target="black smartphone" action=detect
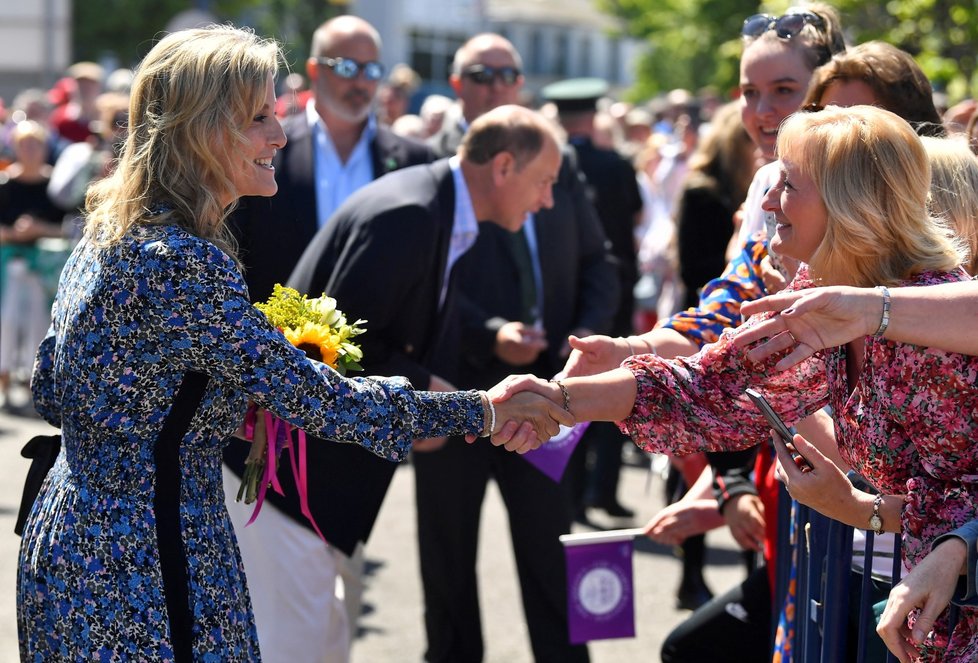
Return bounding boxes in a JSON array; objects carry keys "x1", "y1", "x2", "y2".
[{"x1": 744, "y1": 388, "x2": 813, "y2": 472}]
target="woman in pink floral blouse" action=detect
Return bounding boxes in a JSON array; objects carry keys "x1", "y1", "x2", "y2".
[{"x1": 499, "y1": 104, "x2": 977, "y2": 662}]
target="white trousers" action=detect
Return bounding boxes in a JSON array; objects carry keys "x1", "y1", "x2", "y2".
[{"x1": 222, "y1": 466, "x2": 364, "y2": 663}]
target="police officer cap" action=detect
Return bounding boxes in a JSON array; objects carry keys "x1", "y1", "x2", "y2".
[{"x1": 542, "y1": 77, "x2": 609, "y2": 113}]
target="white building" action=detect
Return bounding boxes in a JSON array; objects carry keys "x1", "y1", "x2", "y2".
[
  {"x1": 0, "y1": 0, "x2": 71, "y2": 103},
  {"x1": 355, "y1": 0, "x2": 644, "y2": 100},
  {"x1": 0, "y1": 0, "x2": 642, "y2": 110}
]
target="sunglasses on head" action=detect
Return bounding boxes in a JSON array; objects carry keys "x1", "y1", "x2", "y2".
[
  {"x1": 460, "y1": 64, "x2": 521, "y2": 86},
  {"x1": 742, "y1": 12, "x2": 825, "y2": 40},
  {"x1": 315, "y1": 56, "x2": 386, "y2": 81}
]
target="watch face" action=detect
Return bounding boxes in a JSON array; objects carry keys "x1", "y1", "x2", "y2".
[{"x1": 869, "y1": 515, "x2": 882, "y2": 532}]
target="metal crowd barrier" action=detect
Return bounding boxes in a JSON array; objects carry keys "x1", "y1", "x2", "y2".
[{"x1": 774, "y1": 485, "x2": 959, "y2": 662}]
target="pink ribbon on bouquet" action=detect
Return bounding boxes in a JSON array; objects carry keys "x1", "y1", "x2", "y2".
[{"x1": 243, "y1": 407, "x2": 329, "y2": 545}]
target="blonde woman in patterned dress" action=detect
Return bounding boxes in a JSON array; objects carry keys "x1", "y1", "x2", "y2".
[
  {"x1": 18, "y1": 25, "x2": 568, "y2": 661},
  {"x1": 497, "y1": 104, "x2": 978, "y2": 661}
]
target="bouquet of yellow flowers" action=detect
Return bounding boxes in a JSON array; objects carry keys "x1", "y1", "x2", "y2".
[
  {"x1": 237, "y1": 285, "x2": 366, "y2": 536},
  {"x1": 254, "y1": 283, "x2": 366, "y2": 375}
]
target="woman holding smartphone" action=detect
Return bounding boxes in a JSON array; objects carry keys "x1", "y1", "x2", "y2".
[{"x1": 497, "y1": 104, "x2": 978, "y2": 661}]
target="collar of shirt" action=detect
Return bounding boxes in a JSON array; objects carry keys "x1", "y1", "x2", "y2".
[
  {"x1": 307, "y1": 101, "x2": 378, "y2": 228},
  {"x1": 441, "y1": 155, "x2": 480, "y2": 307}
]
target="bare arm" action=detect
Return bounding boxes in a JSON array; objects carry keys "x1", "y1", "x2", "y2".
[
  {"x1": 561, "y1": 327, "x2": 701, "y2": 378},
  {"x1": 491, "y1": 369, "x2": 638, "y2": 423},
  {"x1": 735, "y1": 282, "x2": 978, "y2": 369}
]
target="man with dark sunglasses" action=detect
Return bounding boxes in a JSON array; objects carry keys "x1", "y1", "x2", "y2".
[
  {"x1": 223, "y1": 14, "x2": 434, "y2": 663},
  {"x1": 428, "y1": 33, "x2": 526, "y2": 157},
  {"x1": 422, "y1": 32, "x2": 616, "y2": 663}
]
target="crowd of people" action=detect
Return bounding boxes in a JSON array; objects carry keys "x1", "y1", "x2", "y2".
[{"x1": 3, "y1": 3, "x2": 978, "y2": 663}]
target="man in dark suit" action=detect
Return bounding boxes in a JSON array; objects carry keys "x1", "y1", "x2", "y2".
[
  {"x1": 419, "y1": 34, "x2": 618, "y2": 663},
  {"x1": 543, "y1": 78, "x2": 645, "y2": 523},
  {"x1": 221, "y1": 15, "x2": 433, "y2": 663},
  {"x1": 286, "y1": 101, "x2": 564, "y2": 655}
]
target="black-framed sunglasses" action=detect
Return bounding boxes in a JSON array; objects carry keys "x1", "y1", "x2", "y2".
[
  {"x1": 460, "y1": 64, "x2": 522, "y2": 86},
  {"x1": 315, "y1": 56, "x2": 386, "y2": 81},
  {"x1": 742, "y1": 12, "x2": 825, "y2": 40}
]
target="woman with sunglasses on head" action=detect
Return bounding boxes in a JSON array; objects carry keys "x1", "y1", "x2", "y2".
[
  {"x1": 565, "y1": 1, "x2": 846, "y2": 372},
  {"x1": 563, "y1": 5, "x2": 845, "y2": 659},
  {"x1": 503, "y1": 104, "x2": 978, "y2": 662}
]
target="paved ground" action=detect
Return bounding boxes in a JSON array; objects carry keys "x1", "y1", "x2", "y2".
[{"x1": 0, "y1": 404, "x2": 746, "y2": 662}]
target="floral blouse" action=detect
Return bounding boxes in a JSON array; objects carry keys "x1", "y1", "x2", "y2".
[
  {"x1": 660, "y1": 234, "x2": 768, "y2": 348},
  {"x1": 21, "y1": 224, "x2": 486, "y2": 660},
  {"x1": 620, "y1": 266, "x2": 978, "y2": 660}
]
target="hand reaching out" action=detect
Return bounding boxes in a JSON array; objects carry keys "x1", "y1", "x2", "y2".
[
  {"x1": 489, "y1": 391, "x2": 573, "y2": 454},
  {"x1": 463, "y1": 374, "x2": 568, "y2": 449},
  {"x1": 734, "y1": 286, "x2": 882, "y2": 371},
  {"x1": 561, "y1": 334, "x2": 630, "y2": 378},
  {"x1": 877, "y1": 537, "x2": 967, "y2": 662}
]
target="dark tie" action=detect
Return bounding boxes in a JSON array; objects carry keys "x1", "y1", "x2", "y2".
[{"x1": 506, "y1": 227, "x2": 539, "y2": 324}]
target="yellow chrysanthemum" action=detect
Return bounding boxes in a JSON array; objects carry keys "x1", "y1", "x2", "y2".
[{"x1": 283, "y1": 322, "x2": 339, "y2": 368}]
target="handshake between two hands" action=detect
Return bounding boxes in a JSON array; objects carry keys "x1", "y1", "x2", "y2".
[{"x1": 463, "y1": 374, "x2": 575, "y2": 454}]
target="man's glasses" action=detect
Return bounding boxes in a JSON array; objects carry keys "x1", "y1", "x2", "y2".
[
  {"x1": 742, "y1": 12, "x2": 825, "y2": 40},
  {"x1": 460, "y1": 64, "x2": 522, "y2": 86},
  {"x1": 315, "y1": 56, "x2": 386, "y2": 81}
]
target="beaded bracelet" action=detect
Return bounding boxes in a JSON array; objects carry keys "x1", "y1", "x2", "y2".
[
  {"x1": 549, "y1": 378, "x2": 571, "y2": 414},
  {"x1": 479, "y1": 391, "x2": 496, "y2": 437},
  {"x1": 874, "y1": 285, "x2": 891, "y2": 336}
]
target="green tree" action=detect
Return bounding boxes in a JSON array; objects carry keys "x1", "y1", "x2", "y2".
[
  {"x1": 73, "y1": 0, "x2": 252, "y2": 68},
  {"x1": 831, "y1": 0, "x2": 978, "y2": 100},
  {"x1": 241, "y1": 0, "x2": 348, "y2": 70},
  {"x1": 598, "y1": 0, "x2": 978, "y2": 103},
  {"x1": 599, "y1": 0, "x2": 757, "y2": 100},
  {"x1": 72, "y1": 0, "x2": 346, "y2": 73}
]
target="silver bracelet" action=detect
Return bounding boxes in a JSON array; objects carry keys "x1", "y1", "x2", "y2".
[
  {"x1": 874, "y1": 286, "x2": 891, "y2": 336},
  {"x1": 626, "y1": 336, "x2": 656, "y2": 356},
  {"x1": 486, "y1": 398, "x2": 496, "y2": 437}
]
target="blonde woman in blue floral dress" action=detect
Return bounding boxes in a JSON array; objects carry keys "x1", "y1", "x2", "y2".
[{"x1": 18, "y1": 25, "x2": 569, "y2": 661}]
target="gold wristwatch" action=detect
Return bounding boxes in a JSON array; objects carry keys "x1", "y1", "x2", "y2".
[{"x1": 869, "y1": 494, "x2": 883, "y2": 535}]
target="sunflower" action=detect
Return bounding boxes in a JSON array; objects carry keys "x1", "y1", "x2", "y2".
[{"x1": 283, "y1": 322, "x2": 340, "y2": 368}]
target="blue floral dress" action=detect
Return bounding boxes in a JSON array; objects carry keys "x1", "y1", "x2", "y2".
[{"x1": 19, "y1": 224, "x2": 486, "y2": 661}]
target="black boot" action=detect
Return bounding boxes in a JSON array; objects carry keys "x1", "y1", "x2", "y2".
[{"x1": 675, "y1": 534, "x2": 713, "y2": 610}]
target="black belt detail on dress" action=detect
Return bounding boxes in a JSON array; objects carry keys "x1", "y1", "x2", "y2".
[{"x1": 153, "y1": 370, "x2": 210, "y2": 662}]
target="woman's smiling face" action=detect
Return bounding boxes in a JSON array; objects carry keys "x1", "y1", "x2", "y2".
[
  {"x1": 739, "y1": 39, "x2": 814, "y2": 161},
  {"x1": 763, "y1": 151, "x2": 828, "y2": 264},
  {"x1": 221, "y1": 74, "x2": 287, "y2": 206}
]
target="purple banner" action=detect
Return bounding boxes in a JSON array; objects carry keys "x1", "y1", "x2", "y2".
[
  {"x1": 561, "y1": 530, "x2": 637, "y2": 643},
  {"x1": 522, "y1": 421, "x2": 589, "y2": 482}
]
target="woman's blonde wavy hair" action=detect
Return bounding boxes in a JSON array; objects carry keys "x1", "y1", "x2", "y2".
[
  {"x1": 776, "y1": 105, "x2": 965, "y2": 287},
  {"x1": 84, "y1": 25, "x2": 282, "y2": 258},
  {"x1": 921, "y1": 136, "x2": 978, "y2": 275}
]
